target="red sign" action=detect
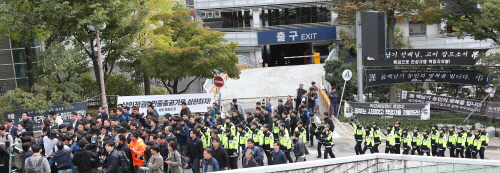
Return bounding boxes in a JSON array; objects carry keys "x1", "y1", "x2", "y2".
[{"x1": 214, "y1": 76, "x2": 224, "y2": 88}]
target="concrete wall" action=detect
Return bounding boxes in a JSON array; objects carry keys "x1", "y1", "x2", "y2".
[{"x1": 396, "y1": 20, "x2": 410, "y2": 37}]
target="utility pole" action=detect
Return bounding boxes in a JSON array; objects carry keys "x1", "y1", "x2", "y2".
[{"x1": 356, "y1": 11, "x2": 364, "y2": 102}]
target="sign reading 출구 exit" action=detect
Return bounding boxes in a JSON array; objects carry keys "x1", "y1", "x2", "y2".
[{"x1": 258, "y1": 26, "x2": 337, "y2": 45}]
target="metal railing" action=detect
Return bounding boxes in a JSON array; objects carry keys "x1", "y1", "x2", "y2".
[
  {"x1": 211, "y1": 22, "x2": 337, "y2": 32},
  {"x1": 222, "y1": 154, "x2": 500, "y2": 173}
]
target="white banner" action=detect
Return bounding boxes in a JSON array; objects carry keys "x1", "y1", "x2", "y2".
[
  {"x1": 344, "y1": 101, "x2": 430, "y2": 120},
  {"x1": 117, "y1": 93, "x2": 214, "y2": 115}
]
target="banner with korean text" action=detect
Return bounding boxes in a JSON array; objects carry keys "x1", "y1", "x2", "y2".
[
  {"x1": 366, "y1": 69, "x2": 488, "y2": 87},
  {"x1": 344, "y1": 101, "x2": 430, "y2": 120},
  {"x1": 364, "y1": 49, "x2": 489, "y2": 66},
  {"x1": 4, "y1": 102, "x2": 88, "y2": 132},
  {"x1": 117, "y1": 94, "x2": 214, "y2": 115}
]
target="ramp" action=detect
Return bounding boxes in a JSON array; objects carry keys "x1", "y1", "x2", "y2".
[{"x1": 219, "y1": 64, "x2": 324, "y2": 100}]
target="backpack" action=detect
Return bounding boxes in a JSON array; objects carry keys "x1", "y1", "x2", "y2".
[
  {"x1": 26, "y1": 157, "x2": 43, "y2": 173},
  {"x1": 173, "y1": 150, "x2": 188, "y2": 169},
  {"x1": 116, "y1": 150, "x2": 131, "y2": 172}
]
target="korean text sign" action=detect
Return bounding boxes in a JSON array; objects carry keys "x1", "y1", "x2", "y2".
[
  {"x1": 366, "y1": 69, "x2": 488, "y2": 86},
  {"x1": 257, "y1": 26, "x2": 337, "y2": 45},
  {"x1": 117, "y1": 93, "x2": 214, "y2": 115},
  {"x1": 343, "y1": 102, "x2": 430, "y2": 120}
]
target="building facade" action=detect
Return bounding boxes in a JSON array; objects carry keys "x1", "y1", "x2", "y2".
[{"x1": 0, "y1": 36, "x2": 41, "y2": 94}]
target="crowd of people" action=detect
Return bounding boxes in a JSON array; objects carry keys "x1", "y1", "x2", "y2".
[{"x1": 0, "y1": 81, "x2": 491, "y2": 173}]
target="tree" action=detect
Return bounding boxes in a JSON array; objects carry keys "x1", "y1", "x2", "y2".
[
  {"x1": 142, "y1": 9, "x2": 240, "y2": 94},
  {"x1": 120, "y1": 0, "x2": 191, "y2": 95},
  {"x1": 329, "y1": 0, "x2": 441, "y2": 102},
  {"x1": 0, "y1": 0, "x2": 49, "y2": 90},
  {"x1": 40, "y1": 0, "x2": 143, "y2": 94}
]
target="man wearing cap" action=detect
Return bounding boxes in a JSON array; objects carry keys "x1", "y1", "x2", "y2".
[
  {"x1": 472, "y1": 130, "x2": 483, "y2": 159},
  {"x1": 223, "y1": 117, "x2": 236, "y2": 136},
  {"x1": 465, "y1": 127, "x2": 474, "y2": 158},
  {"x1": 222, "y1": 128, "x2": 238, "y2": 169},
  {"x1": 314, "y1": 121, "x2": 326, "y2": 158},
  {"x1": 350, "y1": 116, "x2": 363, "y2": 155},
  {"x1": 278, "y1": 123, "x2": 293, "y2": 163},
  {"x1": 437, "y1": 128, "x2": 447, "y2": 157},
  {"x1": 322, "y1": 124, "x2": 335, "y2": 158},
  {"x1": 401, "y1": 128, "x2": 410, "y2": 155},
  {"x1": 236, "y1": 123, "x2": 249, "y2": 161},
  {"x1": 294, "y1": 121, "x2": 307, "y2": 144},
  {"x1": 249, "y1": 122, "x2": 263, "y2": 147},
  {"x1": 231, "y1": 98, "x2": 244, "y2": 115},
  {"x1": 479, "y1": 126, "x2": 489, "y2": 159},
  {"x1": 261, "y1": 124, "x2": 274, "y2": 165},
  {"x1": 393, "y1": 121, "x2": 402, "y2": 154},
  {"x1": 383, "y1": 124, "x2": 395, "y2": 154},
  {"x1": 410, "y1": 127, "x2": 422, "y2": 155},
  {"x1": 272, "y1": 115, "x2": 280, "y2": 142},
  {"x1": 196, "y1": 124, "x2": 210, "y2": 148},
  {"x1": 420, "y1": 130, "x2": 431, "y2": 156},
  {"x1": 455, "y1": 127, "x2": 467, "y2": 158},
  {"x1": 430, "y1": 124, "x2": 439, "y2": 156},
  {"x1": 447, "y1": 126, "x2": 457, "y2": 157},
  {"x1": 362, "y1": 125, "x2": 373, "y2": 154},
  {"x1": 372, "y1": 122, "x2": 381, "y2": 153}
]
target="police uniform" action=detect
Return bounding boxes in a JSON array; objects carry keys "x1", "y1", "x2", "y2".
[
  {"x1": 237, "y1": 124, "x2": 250, "y2": 164},
  {"x1": 401, "y1": 129, "x2": 411, "y2": 155},
  {"x1": 430, "y1": 125, "x2": 439, "y2": 156},
  {"x1": 410, "y1": 127, "x2": 422, "y2": 155},
  {"x1": 455, "y1": 128, "x2": 467, "y2": 158},
  {"x1": 472, "y1": 130, "x2": 483, "y2": 159},
  {"x1": 479, "y1": 127, "x2": 489, "y2": 159},
  {"x1": 437, "y1": 128, "x2": 447, "y2": 157},
  {"x1": 222, "y1": 118, "x2": 237, "y2": 136},
  {"x1": 384, "y1": 125, "x2": 396, "y2": 154},
  {"x1": 362, "y1": 126, "x2": 374, "y2": 154},
  {"x1": 372, "y1": 122, "x2": 381, "y2": 153},
  {"x1": 314, "y1": 123, "x2": 325, "y2": 158},
  {"x1": 350, "y1": 118, "x2": 363, "y2": 155},
  {"x1": 465, "y1": 128, "x2": 474, "y2": 158},
  {"x1": 222, "y1": 128, "x2": 239, "y2": 169},
  {"x1": 249, "y1": 123, "x2": 263, "y2": 146},
  {"x1": 262, "y1": 125, "x2": 274, "y2": 165},
  {"x1": 278, "y1": 123, "x2": 293, "y2": 163},
  {"x1": 447, "y1": 126, "x2": 457, "y2": 157},
  {"x1": 294, "y1": 124, "x2": 307, "y2": 144},
  {"x1": 322, "y1": 124, "x2": 335, "y2": 159},
  {"x1": 420, "y1": 130, "x2": 431, "y2": 156},
  {"x1": 394, "y1": 122, "x2": 402, "y2": 154},
  {"x1": 272, "y1": 116, "x2": 280, "y2": 141}
]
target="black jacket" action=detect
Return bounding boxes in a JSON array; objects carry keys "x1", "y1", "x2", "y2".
[
  {"x1": 74, "y1": 148, "x2": 99, "y2": 173},
  {"x1": 271, "y1": 150, "x2": 287, "y2": 165},
  {"x1": 187, "y1": 137, "x2": 204, "y2": 159},
  {"x1": 211, "y1": 146, "x2": 229, "y2": 169},
  {"x1": 104, "y1": 150, "x2": 122, "y2": 173},
  {"x1": 117, "y1": 143, "x2": 133, "y2": 171},
  {"x1": 325, "y1": 118, "x2": 335, "y2": 131},
  {"x1": 276, "y1": 105, "x2": 286, "y2": 117},
  {"x1": 88, "y1": 128, "x2": 100, "y2": 136},
  {"x1": 23, "y1": 118, "x2": 34, "y2": 132},
  {"x1": 230, "y1": 116, "x2": 242, "y2": 126}
]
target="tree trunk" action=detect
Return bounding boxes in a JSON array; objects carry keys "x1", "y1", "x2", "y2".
[
  {"x1": 24, "y1": 45, "x2": 34, "y2": 90},
  {"x1": 144, "y1": 74, "x2": 151, "y2": 95},
  {"x1": 92, "y1": 54, "x2": 102, "y2": 93},
  {"x1": 387, "y1": 11, "x2": 398, "y2": 103},
  {"x1": 172, "y1": 80, "x2": 178, "y2": 94}
]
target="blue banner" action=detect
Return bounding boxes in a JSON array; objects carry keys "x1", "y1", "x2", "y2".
[{"x1": 258, "y1": 26, "x2": 337, "y2": 45}]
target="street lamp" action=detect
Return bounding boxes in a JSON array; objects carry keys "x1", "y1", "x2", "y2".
[{"x1": 88, "y1": 10, "x2": 108, "y2": 114}]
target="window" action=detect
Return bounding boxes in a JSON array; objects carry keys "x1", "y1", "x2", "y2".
[
  {"x1": 215, "y1": 12, "x2": 220, "y2": 17},
  {"x1": 14, "y1": 64, "x2": 27, "y2": 78},
  {"x1": 208, "y1": 12, "x2": 213, "y2": 18},
  {"x1": 409, "y1": 21, "x2": 426, "y2": 36},
  {"x1": 12, "y1": 48, "x2": 40, "y2": 63}
]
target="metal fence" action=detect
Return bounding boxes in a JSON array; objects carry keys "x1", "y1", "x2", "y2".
[{"x1": 221, "y1": 154, "x2": 500, "y2": 173}]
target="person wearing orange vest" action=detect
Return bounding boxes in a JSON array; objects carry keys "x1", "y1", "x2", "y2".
[{"x1": 129, "y1": 132, "x2": 146, "y2": 172}]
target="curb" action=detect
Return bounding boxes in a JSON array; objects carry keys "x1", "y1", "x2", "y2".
[{"x1": 334, "y1": 118, "x2": 354, "y2": 136}]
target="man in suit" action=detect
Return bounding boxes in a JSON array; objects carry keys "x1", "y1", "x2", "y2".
[
  {"x1": 5, "y1": 118, "x2": 18, "y2": 137},
  {"x1": 70, "y1": 112, "x2": 81, "y2": 129},
  {"x1": 243, "y1": 149, "x2": 258, "y2": 168},
  {"x1": 98, "y1": 106, "x2": 109, "y2": 121},
  {"x1": 158, "y1": 134, "x2": 169, "y2": 173}
]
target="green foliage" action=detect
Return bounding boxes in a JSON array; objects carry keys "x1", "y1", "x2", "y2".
[
  {"x1": 324, "y1": 59, "x2": 357, "y2": 101},
  {"x1": 393, "y1": 26, "x2": 413, "y2": 49},
  {"x1": 151, "y1": 86, "x2": 169, "y2": 95},
  {"x1": 338, "y1": 111, "x2": 500, "y2": 130},
  {"x1": 36, "y1": 41, "x2": 89, "y2": 83},
  {"x1": 77, "y1": 73, "x2": 142, "y2": 98},
  {"x1": 143, "y1": 9, "x2": 240, "y2": 94}
]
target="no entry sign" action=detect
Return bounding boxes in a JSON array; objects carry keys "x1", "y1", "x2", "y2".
[{"x1": 214, "y1": 76, "x2": 225, "y2": 88}]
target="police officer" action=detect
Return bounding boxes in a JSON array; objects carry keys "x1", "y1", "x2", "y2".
[
  {"x1": 479, "y1": 126, "x2": 489, "y2": 159},
  {"x1": 472, "y1": 130, "x2": 482, "y2": 159},
  {"x1": 455, "y1": 127, "x2": 467, "y2": 158},
  {"x1": 278, "y1": 123, "x2": 293, "y2": 163},
  {"x1": 200, "y1": 120, "x2": 210, "y2": 138},
  {"x1": 315, "y1": 121, "x2": 326, "y2": 158},
  {"x1": 384, "y1": 124, "x2": 395, "y2": 154},
  {"x1": 362, "y1": 125, "x2": 374, "y2": 154},
  {"x1": 214, "y1": 122, "x2": 225, "y2": 138},
  {"x1": 254, "y1": 118, "x2": 263, "y2": 131},
  {"x1": 372, "y1": 122, "x2": 381, "y2": 153},
  {"x1": 430, "y1": 124, "x2": 439, "y2": 156},
  {"x1": 223, "y1": 127, "x2": 238, "y2": 169},
  {"x1": 223, "y1": 117, "x2": 236, "y2": 136},
  {"x1": 447, "y1": 126, "x2": 457, "y2": 157},
  {"x1": 465, "y1": 127, "x2": 474, "y2": 158},
  {"x1": 262, "y1": 124, "x2": 274, "y2": 165},
  {"x1": 322, "y1": 124, "x2": 335, "y2": 159},
  {"x1": 243, "y1": 121, "x2": 252, "y2": 134},
  {"x1": 437, "y1": 128, "x2": 447, "y2": 157},
  {"x1": 249, "y1": 122, "x2": 263, "y2": 147},
  {"x1": 196, "y1": 124, "x2": 210, "y2": 148},
  {"x1": 394, "y1": 121, "x2": 402, "y2": 154},
  {"x1": 420, "y1": 130, "x2": 431, "y2": 156},
  {"x1": 294, "y1": 121, "x2": 307, "y2": 143},
  {"x1": 401, "y1": 128, "x2": 410, "y2": 155},
  {"x1": 236, "y1": 123, "x2": 248, "y2": 150},
  {"x1": 350, "y1": 116, "x2": 363, "y2": 155},
  {"x1": 272, "y1": 115, "x2": 280, "y2": 141},
  {"x1": 410, "y1": 127, "x2": 421, "y2": 155}
]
